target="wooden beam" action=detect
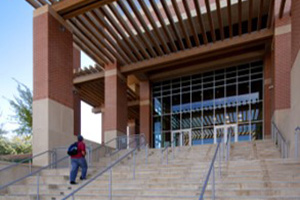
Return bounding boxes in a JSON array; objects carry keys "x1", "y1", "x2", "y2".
[
  {"x1": 279, "y1": 0, "x2": 286, "y2": 18},
  {"x1": 238, "y1": 0, "x2": 242, "y2": 36},
  {"x1": 194, "y1": 0, "x2": 208, "y2": 44},
  {"x1": 150, "y1": 50, "x2": 265, "y2": 81},
  {"x1": 36, "y1": 0, "x2": 48, "y2": 6},
  {"x1": 77, "y1": 15, "x2": 126, "y2": 65},
  {"x1": 138, "y1": 0, "x2": 171, "y2": 54},
  {"x1": 183, "y1": 0, "x2": 200, "y2": 46},
  {"x1": 161, "y1": 0, "x2": 185, "y2": 50},
  {"x1": 73, "y1": 17, "x2": 116, "y2": 63},
  {"x1": 257, "y1": 0, "x2": 264, "y2": 31},
  {"x1": 227, "y1": 0, "x2": 233, "y2": 38},
  {"x1": 92, "y1": 9, "x2": 137, "y2": 62},
  {"x1": 117, "y1": 0, "x2": 157, "y2": 57},
  {"x1": 100, "y1": 6, "x2": 143, "y2": 61},
  {"x1": 216, "y1": 0, "x2": 224, "y2": 40},
  {"x1": 248, "y1": 0, "x2": 253, "y2": 33},
  {"x1": 73, "y1": 71, "x2": 104, "y2": 84},
  {"x1": 108, "y1": 3, "x2": 150, "y2": 59},
  {"x1": 171, "y1": 0, "x2": 192, "y2": 48},
  {"x1": 205, "y1": 0, "x2": 216, "y2": 42},
  {"x1": 52, "y1": 0, "x2": 116, "y2": 19},
  {"x1": 127, "y1": 0, "x2": 164, "y2": 56},
  {"x1": 73, "y1": 37, "x2": 105, "y2": 67},
  {"x1": 267, "y1": 0, "x2": 275, "y2": 29},
  {"x1": 68, "y1": 19, "x2": 110, "y2": 65},
  {"x1": 149, "y1": 0, "x2": 177, "y2": 52},
  {"x1": 121, "y1": 29, "x2": 273, "y2": 74},
  {"x1": 83, "y1": 13, "x2": 131, "y2": 64},
  {"x1": 26, "y1": 0, "x2": 41, "y2": 8}
]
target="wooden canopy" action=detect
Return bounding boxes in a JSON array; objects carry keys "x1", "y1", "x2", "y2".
[
  {"x1": 26, "y1": 0, "x2": 289, "y2": 70},
  {"x1": 26, "y1": 0, "x2": 290, "y2": 120}
]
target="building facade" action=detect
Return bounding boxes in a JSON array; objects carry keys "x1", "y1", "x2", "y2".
[{"x1": 26, "y1": 0, "x2": 300, "y2": 160}]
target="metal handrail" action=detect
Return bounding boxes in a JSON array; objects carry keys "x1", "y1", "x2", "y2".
[
  {"x1": 0, "y1": 150, "x2": 52, "y2": 172},
  {"x1": 271, "y1": 122, "x2": 289, "y2": 158},
  {"x1": 0, "y1": 134, "x2": 142, "y2": 191},
  {"x1": 199, "y1": 131, "x2": 231, "y2": 200},
  {"x1": 199, "y1": 140, "x2": 221, "y2": 200},
  {"x1": 0, "y1": 154, "x2": 68, "y2": 191},
  {"x1": 61, "y1": 140, "x2": 146, "y2": 200},
  {"x1": 161, "y1": 139, "x2": 177, "y2": 164}
]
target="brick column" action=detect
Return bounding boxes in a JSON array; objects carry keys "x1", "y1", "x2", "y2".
[
  {"x1": 104, "y1": 62, "x2": 128, "y2": 147},
  {"x1": 32, "y1": 6, "x2": 75, "y2": 165},
  {"x1": 263, "y1": 51, "x2": 272, "y2": 137},
  {"x1": 272, "y1": 1, "x2": 292, "y2": 132},
  {"x1": 73, "y1": 48, "x2": 81, "y2": 135},
  {"x1": 139, "y1": 81, "x2": 151, "y2": 146}
]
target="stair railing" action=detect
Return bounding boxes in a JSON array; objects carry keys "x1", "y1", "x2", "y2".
[
  {"x1": 199, "y1": 131, "x2": 231, "y2": 200},
  {"x1": 295, "y1": 126, "x2": 300, "y2": 158},
  {"x1": 161, "y1": 139, "x2": 176, "y2": 165},
  {"x1": 60, "y1": 138, "x2": 147, "y2": 200},
  {"x1": 271, "y1": 122, "x2": 289, "y2": 158},
  {"x1": 0, "y1": 134, "x2": 145, "y2": 192}
]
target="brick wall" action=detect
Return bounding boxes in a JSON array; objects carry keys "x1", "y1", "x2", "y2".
[{"x1": 33, "y1": 12, "x2": 73, "y2": 109}]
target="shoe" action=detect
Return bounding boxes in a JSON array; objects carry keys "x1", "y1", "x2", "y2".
[
  {"x1": 80, "y1": 176, "x2": 86, "y2": 180},
  {"x1": 70, "y1": 181, "x2": 77, "y2": 185}
]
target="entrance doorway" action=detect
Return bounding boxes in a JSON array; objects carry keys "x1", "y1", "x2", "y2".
[
  {"x1": 213, "y1": 124, "x2": 238, "y2": 144},
  {"x1": 171, "y1": 129, "x2": 192, "y2": 147}
]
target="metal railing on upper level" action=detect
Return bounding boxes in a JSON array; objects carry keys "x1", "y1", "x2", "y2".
[
  {"x1": 271, "y1": 122, "x2": 289, "y2": 158},
  {"x1": 199, "y1": 130, "x2": 232, "y2": 200},
  {"x1": 60, "y1": 136, "x2": 147, "y2": 200},
  {"x1": 295, "y1": 126, "x2": 300, "y2": 158}
]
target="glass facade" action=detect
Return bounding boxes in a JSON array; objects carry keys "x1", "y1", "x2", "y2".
[{"x1": 152, "y1": 61, "x2": 264, "y2": 148}]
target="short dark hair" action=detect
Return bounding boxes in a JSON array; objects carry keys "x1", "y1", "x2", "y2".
[{"x1": 77, "y1": 135, "x2": 84, "y2": 142}]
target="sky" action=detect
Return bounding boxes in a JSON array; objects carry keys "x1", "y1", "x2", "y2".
[{"x1": 0, "y1": 0, "x2": 101, "y2": 143}]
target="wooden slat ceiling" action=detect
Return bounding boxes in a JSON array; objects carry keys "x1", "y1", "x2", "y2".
[
  {"x1": 74, "y1": 76, "x2": 139, "y2": 120},
  {"x1": 26, "y1": 0, "x2": 289, "y2": 70}
]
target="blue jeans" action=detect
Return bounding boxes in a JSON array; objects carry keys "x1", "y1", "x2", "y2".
[{"x1": 70, "y1": 157, "x2": 87, "y2": 182}]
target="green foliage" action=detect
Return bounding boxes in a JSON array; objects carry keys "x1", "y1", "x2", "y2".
[
  {"x1": 10, "y1": 135, "x2": 32, "y2": 154},
  {"x1": 0, "y1": 137, "x2": 15, "y2": 155},
  {"x1": 7, "y1": 80, "x2": 32, "y2": 135},
  {"x1": 0, "y1": 136, "x2": 32, "y2": 155}
]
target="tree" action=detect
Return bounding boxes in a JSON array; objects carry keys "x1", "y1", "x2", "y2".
[
  {"x1": 7, "y1": 80, "x2": 32, "y2": 135},
  {"x1": 0, "y1": 111, "x2": 7, "y2": 135}
]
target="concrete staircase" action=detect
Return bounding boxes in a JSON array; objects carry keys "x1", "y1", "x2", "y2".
[{"x1": 1, "y1": 140, "x2": 300, "y2": 200}]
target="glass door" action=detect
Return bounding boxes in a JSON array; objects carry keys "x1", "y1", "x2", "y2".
[
  {"x1": 171, "y1": 129, "x2": 192, "y2": 147},
  {"x1": 214, "y1": 124, "x2": 238, "y2": 144}
]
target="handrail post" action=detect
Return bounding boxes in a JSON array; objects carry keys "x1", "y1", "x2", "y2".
[
  {"x1": 212, "y1": 165, "x2": 215, "y2": 200},
  {"x1": 133, "y1": 150, "x2": 136, "y2": 180},
  {"x1": 36, "y1": 172, "x2": 40, "y2": 200},
  {"x1": 166, "y1": 147, "x2": 168, "y2": 165},
  {"x1": 296, "y1": 129, "x2": 299, "y2": 158},
  {"x1": 145, "y1": 144, "x2": 148, "y2": 165},
  {"x1": 161, "y1": 149, "x2": 163, "y2": 164},
  {"x1": 172, "y1": 143, "x2": 175, "y2": 159},
  {"x1": 29, "y1": 160, "x2": 32, "y2": 173},
  {"x1": 218, "y1": 143, "x2": 221, "y2": 178},
  {"x1": 109, "y1": 168, "x2": 112, "y2": 200}
]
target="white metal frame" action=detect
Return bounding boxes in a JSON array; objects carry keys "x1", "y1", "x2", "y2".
[
  {"x1": 213, "y1": 124, "x2": 238, "y2": 144},
  {"x1": 171, "y1": 128, "x2": 192, "y2": 147}
]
